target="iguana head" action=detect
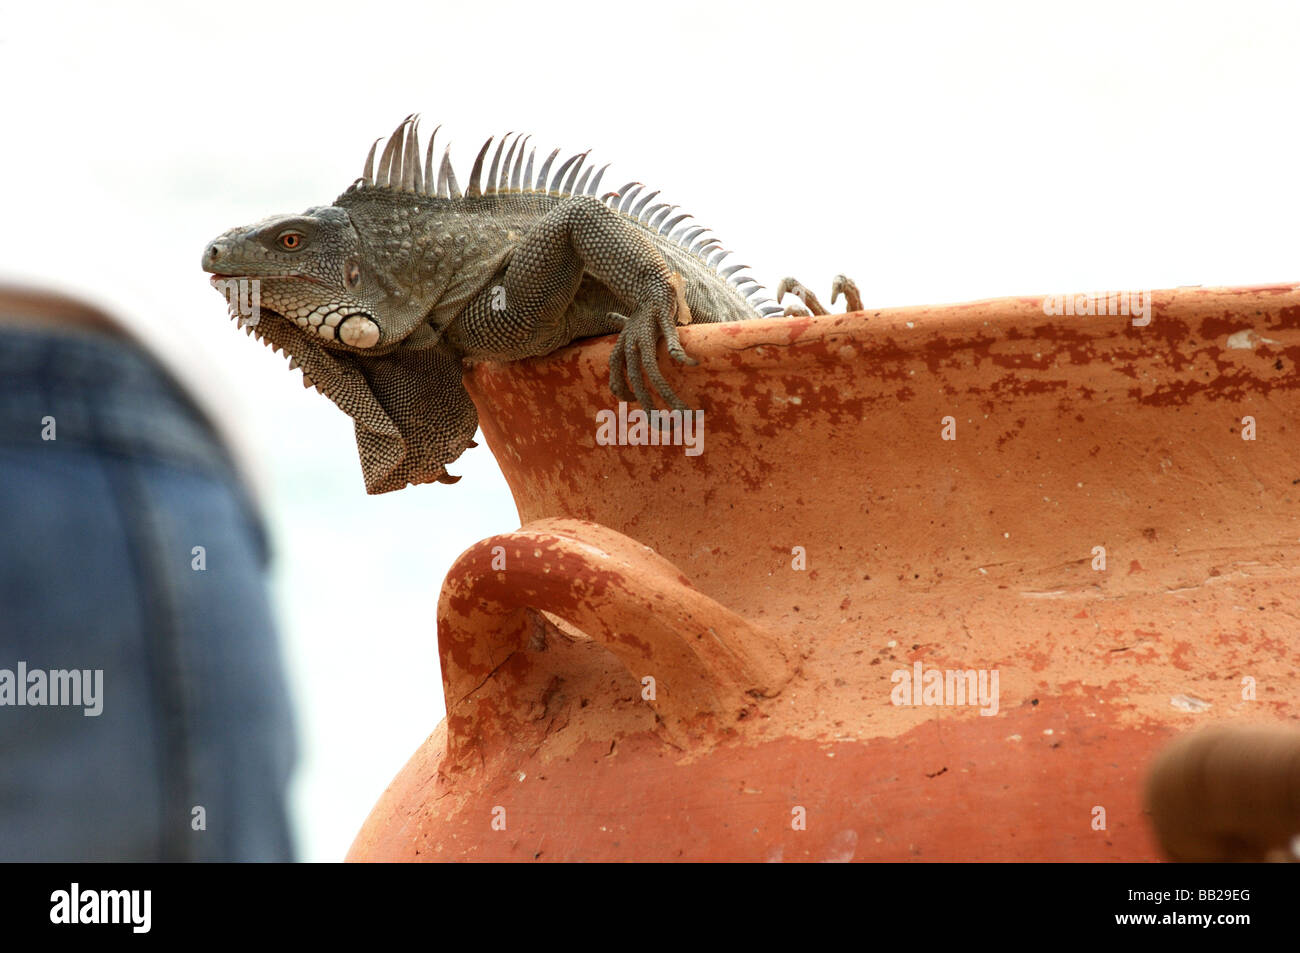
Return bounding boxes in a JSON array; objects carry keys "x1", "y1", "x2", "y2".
[
  {"x1": 201, "y1": 117, "x2": 479, "y2": 494},
  {"x1": 202, "y1": 206, "x2": 388, "y2": 351}
]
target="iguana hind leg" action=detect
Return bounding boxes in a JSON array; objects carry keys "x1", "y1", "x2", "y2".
[{"x1": 776, "y1": 274, "x2": 864, "y2": 315}]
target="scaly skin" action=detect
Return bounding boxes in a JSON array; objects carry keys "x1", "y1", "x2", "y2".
[{"x1": 202, "y1": 116, "x2": 785, "y2": 493}]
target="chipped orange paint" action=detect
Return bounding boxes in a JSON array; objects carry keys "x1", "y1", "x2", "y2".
[{"x1": 349, "y1": 285, "x2": 1300, "y2": 862}]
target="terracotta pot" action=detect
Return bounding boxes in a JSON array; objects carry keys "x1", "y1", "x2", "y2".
[{"x1": 348, "y1": 284, "x2": 1300, "y2": 862}]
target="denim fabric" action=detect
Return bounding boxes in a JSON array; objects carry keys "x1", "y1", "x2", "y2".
[{"x1": 0, "y1": 326, "x2": 295, "y2": 861}]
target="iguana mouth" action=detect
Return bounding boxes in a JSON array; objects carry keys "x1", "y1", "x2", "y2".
[{"x1": 206, "y1": 272, "x2": 334, "y2": 289}]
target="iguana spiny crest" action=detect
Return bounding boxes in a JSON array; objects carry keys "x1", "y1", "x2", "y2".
[{"x1": 202, "y1": 115, "x2": 785, "y2": 493}]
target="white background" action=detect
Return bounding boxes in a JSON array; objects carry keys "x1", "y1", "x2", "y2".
[{"x1": 1, "y1": 0, "x2": 1296, "y2": 860}]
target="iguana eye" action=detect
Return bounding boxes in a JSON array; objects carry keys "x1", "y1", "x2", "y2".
[
  {"x1": 278, "y1": 231, "x2": 304, "y2": 250},
  {"x1": 344, "y1": 261, "x2": 362, "y2": 290}
]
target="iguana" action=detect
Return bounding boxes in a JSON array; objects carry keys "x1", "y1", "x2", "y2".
[{"x1": 202, "y1": 115, "x2": 853, "y2": 493}]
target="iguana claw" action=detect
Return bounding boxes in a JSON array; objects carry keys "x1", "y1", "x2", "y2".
[
  {"x1": 775, "y1": 276, "x2": 828, "y2": 315},
  {"x1": 607, "y1": 306, "x2": 694, "y2": 412},
  {"x1": 777, "y1": 274, "x2": 863, "y2": 315},
  {"x1": 831, "y1": 274, "x2": 863, "y2": 312}
]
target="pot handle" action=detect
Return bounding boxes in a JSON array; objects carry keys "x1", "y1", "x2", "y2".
[{"x1": 436, "y1": 518, "x2": 792, "y2": 756}]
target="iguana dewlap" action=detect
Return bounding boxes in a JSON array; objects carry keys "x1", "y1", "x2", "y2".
[{"x1": 201, "y1": 116, "x2": 788, "y2": 493}]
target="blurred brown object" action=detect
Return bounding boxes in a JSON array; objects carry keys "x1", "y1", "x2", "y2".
[
  {"x1": 1145, "y1": 725, "x2": 1300, "y2": 862},
  {"x1": 0, "y1": 283, "x2": 125, "y2": 334}
]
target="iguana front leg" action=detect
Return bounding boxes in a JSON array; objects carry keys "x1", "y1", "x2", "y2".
[{"x1": 448, "y1": 195, "x2": 697, "y2": 411}]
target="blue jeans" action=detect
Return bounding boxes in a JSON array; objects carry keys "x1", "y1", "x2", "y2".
[{"x1": 0, "y1": 326, "x2": 296, "y2": 861}]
